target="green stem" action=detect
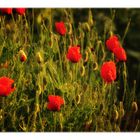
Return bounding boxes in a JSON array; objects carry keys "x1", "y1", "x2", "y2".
[
  {"x1": 53, "y1": 112, "x2": 56, "y2": 131},
  {"x1": 2, "y1": 97, "x2": 5, "y2": 131}
]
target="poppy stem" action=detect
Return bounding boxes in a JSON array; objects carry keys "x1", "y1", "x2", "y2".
[
  {"x1": 53, "y1": 112, "x2": 56, "y2": 131},
  {"x1": 2, "y1": 97, "x2": 5, "y2": 131},
  {"x1": 56, "y1": 39, "x2": 63, "y2": 82}
]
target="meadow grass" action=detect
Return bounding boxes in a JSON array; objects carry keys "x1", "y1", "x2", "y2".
[{"x1": 0, "y1": 9, "x2": 139, "y2": 132}]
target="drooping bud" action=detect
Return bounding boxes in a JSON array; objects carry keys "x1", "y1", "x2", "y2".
[
  {"x1": 88, "y1": 9, "x2": 94, "y2": 26},
  {"x1": 85, "y1": 119, "x2": 92, "y2": 131},
  {"x1": 36, "y1": 52, "x2": 43, "y2": 64},
  {"x1": 119, "y1": 101, "x2": 125, "y2": 118},
  {"x1": 68, "y1": 23, "x2": 73, "y2": 35},
  {"x1": 81, "y1": 22, "x2": 90, "y2": 32},
  {"x1": 80, "y1": 65, "x2": 85, "y2": 77},
  {"x1": 113, "y1": 110, "x2": 119, "y2": 121},
  {"x1": 131, "y1": 101, "x2": 138, "y2": 113},
  {"x1": 76, "y1": 94, "x2": 81, "y2": 105},
  {"x1": 84, "y1": 51, "x2": 89, "y2": 63}
]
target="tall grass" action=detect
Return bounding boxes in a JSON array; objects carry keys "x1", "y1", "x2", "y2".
[{"x1": 0, "y1": 9, "x2": 139, "y2": 132}]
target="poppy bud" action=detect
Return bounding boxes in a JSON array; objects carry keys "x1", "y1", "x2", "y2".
[
  {"x1": 85, "y1": 119, "x2": 92, "y2": 131},
  {"x1": 113, "y1": 110, "x2": 119, "y2": 121},
  {"x1": 76, "y1": 94, "x2": 81, "y2": 105},
  {"x1": 0, "y1": 109, "x2": 3, "y2": 114},
  {"x1": 35, "y1": 104, "x2": 40, "y2": 113},
  {"x1": 131, "y1": 101, "x2": 138, "y2": 113},
  {"x1": 119, "y1": 102, "x2": 125, "y2": 118},
  {"x1": 84, "y1": 51, "x2": 89, "y2": 63},
  {"x1": 3, "y1": 61, "x2": 9, "y2": 69},
  {"x1": 81, "y1": 65, "x2": 85, "y2": 77},
  {"x1": 68, "y1": 23, "x2": 73, "y2": 35},
  {"x1": 0, "y1": 115, "x2": 2, "y2": 120},
  {"x1": 88, "y1": 10, "x2": 94, "y2": 26},
  {"x1": 82, "y1": 22, "x2": 90, "y2": 32},
  {"x1": 6, "y1": 24, "x2": 11, "y2": 32},
  {"x1": 36, "y1": 52, "x2": 43, "y2": 64},
  {"x1": 19, "y1": 50, "x2": 27, "y2": 62},
  {"x1": 37, "y1": 15, "x2": 42, "y2": 24},
  {"x1": 93, "y1": 62, "x2": 98, "y2": 71}
]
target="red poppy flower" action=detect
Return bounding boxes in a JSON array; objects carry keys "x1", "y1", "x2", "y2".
[
  {"x1": 0, "y1": 77, "x2": 15, "y2": 96},
  {"x1": 47, "y1": 95, "x2": 64, "y2": 111},
  {"x1": 100, "y1": 61, "x2": 116, "y2": 83},
  {"x1": 66, "y1": 46, "x2": 82, "y2": 63},
  {"x1": 0, "y1": 8, "x2": 13, "y2": 15},
  {"x1": 106, "y1": 35, "x2": 120, "y2": 52},
  {"x1": 113, "y1": 47, "x2": 127, "y2": 62},
  {"x1": 15, "y1": 8, "x2": 26, "y2": 15},
  {"x1": 55, "y1": 22, "x2": 66, "y2": 36}
]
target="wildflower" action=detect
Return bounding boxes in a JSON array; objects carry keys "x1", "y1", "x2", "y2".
[
  {"x1": 55, "y1": 21, "x2": 66, "y2": 36},
  {"x1": 66, "y1": 46, "x2": 82, "y2": 63},
  {"x1": 100, "y1": 61, "x2": 116, "y2": 83},
  {"x1": 113, "y1": 47, "x2": 127, "y2": 62},
  {"x1": 47, "y1": 95, "x2": 64, "y2": 111},
  {"x1": 0, "y1": 8, "x2": 13, "y2": 15},
  {"x1": 14, "y1": 8, "x2": 26, "y2": 15},
  {"x1": 106, "y1": 35, "x2": 120, "y2": 52},
  {"x1": 0, "y1": 77, "x2": 15, "y2": 96},
  {"x1": 19, "y1": 50, "x2": 27, "y2": 62}
]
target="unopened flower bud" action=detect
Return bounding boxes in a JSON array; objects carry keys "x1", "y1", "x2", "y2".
[
  {"x1": 113, "y1": 110, "x2": 119, "y2": 121},
  {"x1": 19, "y1": 50, "x2": 27, "y2": 62},
  {"x1": 82, "y1": 22, "x2": 90, "y2": 32},
  {"x1": 131, "y1": 101, "x2": 138, "y2": 113},
  {"x1": 81, "y1": 65, "x2": 85, "y2": 77},
  {"x1": 119, "y1": 101, "x2": 125, "y2": 118},
  {"x1": 85, "y1": 119, "x2": 92, "y2": 131},
  {"x1": 84, "y1": 51, "x2": 89, "y2": 63},
  {"x1": 76, "y1": 94, "x2": 81, "y2": 105},
  {"x1": 36, "y1": 52, "x2": 43, "y2": 64}
]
